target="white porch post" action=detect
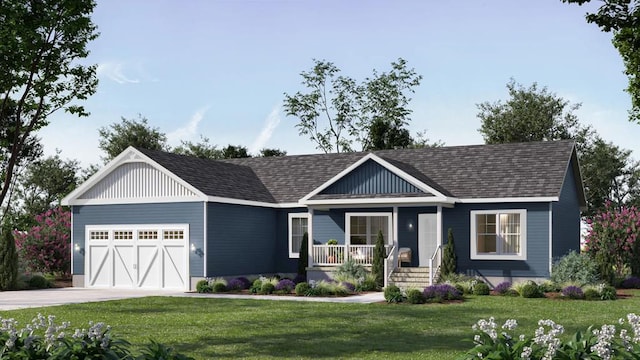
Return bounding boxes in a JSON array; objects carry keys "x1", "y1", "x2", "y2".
[
  {"x1": 393, "y1": 206, "x2": 398, "y2": 247},
  {"x1": 437, "y1": 205, "x2": 443, "y2": 268},
  {"x1": 308, "y1": 208, "x2": 314, "y2": 268}
]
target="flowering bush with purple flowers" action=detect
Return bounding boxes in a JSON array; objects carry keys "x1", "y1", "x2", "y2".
[
  {"x1": 493, "y1": 281, "x2": 512, "y2": 295},
  {"x1": 275, "y1": 279, "x2": 296, "y2": 293},
  {"x1": 622, "y1": 276, "x2": 640, "y2": 289},
  {"x1": 561, "y1": 285, "x2": 585, "y2": 299},
  {"x1": 227, "y1": 278, "x2": 246, "y2": 291},
  {"x1": 423, "y1": 284, "x2": 463, "y2": 302}
]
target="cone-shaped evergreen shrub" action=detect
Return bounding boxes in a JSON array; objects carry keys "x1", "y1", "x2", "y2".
[
  {"x1": 298, "y1": 232, "x2": 308, "y2": 276},
  {"x1": 441, "y1": 228, "x2": 457, "y2": 276},
  {"x1": 373, "y1": 230, "x2": 385, "y2": 288},
  {"x1": 0, "y1": 223, "x2": 19, "y2": 290}
]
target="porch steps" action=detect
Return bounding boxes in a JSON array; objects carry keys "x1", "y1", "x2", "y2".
[{"x1": 389, "y1": 267, "x2": 432, "y2": 289}]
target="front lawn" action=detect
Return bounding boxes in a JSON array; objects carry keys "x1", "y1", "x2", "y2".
[{"x1": 2, "y1": 291, "x2": 639, "y2": 359}]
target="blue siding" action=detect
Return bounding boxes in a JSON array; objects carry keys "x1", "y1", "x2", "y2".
[
  {"x1": 312, "y1": 207, "x2": 392, "y2": 245},
  {"x1": 552, "y1": 161, "x2": 581, "y2": 258},
  {"x1": 207, "y1": 203, "x2": 277, "y2": 276},
  {"x1": 274, "y1": 208, "x2": 308, "y2": 274},
  {"x1": 71, "y1": 202, "x2": 205, "y2": 276},
  {"x1": 398, "y1": 207, "x2": 437, "y2": 265},
  {"x1": 442, "y1": 203, "x2": 550, "y2": 279},
  {"x1": 321, "y1": 160, "x2": 424, "y2": 195}
]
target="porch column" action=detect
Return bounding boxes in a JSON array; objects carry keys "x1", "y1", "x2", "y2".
[
  {"x1": 308, "y1": 208, "x2": 314, "y2": 267},
  {"x1": 392, "y1": 206, "x2": 398, "y2": 247},
  {"x1": 436, "y1": 205, "x2": 443, "y2": 247}
]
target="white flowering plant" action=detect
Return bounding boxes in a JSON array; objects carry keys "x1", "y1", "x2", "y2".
[{"x1": 460, "y1": 313, "x2": 640, "y2": 360}]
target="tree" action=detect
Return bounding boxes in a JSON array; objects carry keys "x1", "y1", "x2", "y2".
[
  {"x1": 11, "y1": 152, "x2": 80, "y2": 229},
  {"x1": 478, "y1": 80, "x2": 581, "y2": 144},
  {"x1": 221, "y1": 145, "x2": 250, "y2": 159},
  {"x1": 441, "y1": 228, "x2": 457, "y2": 276},
  {"x1": 0, "y1": 0, "x2": 98, "y2": 217},
  {"x1": 259, "y1": 148, "x2": 287, "y2": 157},
  {"x1": 98, "y1": 115, "x2": 169, "y2": 162},
  {"x1": 284, "y1": 58, "x2": 423, "y2": 153},
  {"x1": 173, "y1": 136, "x2": 222, "y2": 159},
  {"x1": 366, "y1": 118, "x2": 412, "y2": 150},
  {"x1": 562, "y1": 0, "x2": 640, "y2": 123},
  {"x1": 372, "y1": 230, "x2": 386, "y2": 288},
  {"x1": 0, "y1": 222, "x2": 19, "y2": 290},
  {"x1": 297, "y1": 232, "x2": 308, "y2": 276},
  {"x1": 14, "y1": 207, "x2": 71, "y2": 276}
]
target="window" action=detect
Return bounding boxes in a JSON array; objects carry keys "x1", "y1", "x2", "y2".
[
  {"x1": 346, "y1": 213, "x2": 392, "y2": 245},
  {"x1": 288, "y1": 213, "x2": 309, "y2": 258},
  {"x1": 470, "y1": 209, "x2": 527, "y2": 260},
  {"x1": 138, "y1": 230, "x2": 158, "y2": 240}
]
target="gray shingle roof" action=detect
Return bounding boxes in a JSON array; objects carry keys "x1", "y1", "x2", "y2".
[{"x1": 138, "y1": 140, "x2": 580, "y2": 205}]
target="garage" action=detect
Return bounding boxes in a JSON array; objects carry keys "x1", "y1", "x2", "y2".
[{"x1": 85, "y1": 224, "x2": 189, "y2": 290}]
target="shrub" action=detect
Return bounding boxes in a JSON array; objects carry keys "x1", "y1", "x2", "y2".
[
  {"x1": 334, "y1": 259, "x2": 367, "y2": 281},
  {"x1": 210, "y1": 277, "x2": 227, "y2": 293},
  {"x1": 539, "y1": 280, "x2": 561, "y2": 293},
  {"x1": 0, "y1": 223, "x2": 19, "y2": 290},
  {"x1": 249, "y1": 279, "x2": 262, "y2": 294},
  {"x1": 28, "y1": 274, "x2": 50, "y2": 289},
  {"x1": 327, "y1": 239, "x2": 338, "y2": 245},
  {"x1": 584, "y1": 288, "x2": 600, "y2": 300},
  {"x1": 438, "y1": 272, "x2": 473, "y2": 284},
  {"x1": 298, "y1": 232, "x2": 308, "y2": 277},
  {"x1": 519, "y1": 281, "x2": 544, "y2": 298},
  {"x1": 551, "y1": 250, "x2": 600, "y2": 286},
  {"x1": 260, "y1": 282, "x2": 275, "y2": 295},
  {"x1": 295, "y1": 282, "x2": 310, "y2": 296},
  {"x1": 423, "y1": 284, "x2": 463, "y2": 302},
  {"x1": 406, "y1": 288, "x2": 425, "y2": 304},
  {"x1": 275, "y1": 279, "x2": 296, "y2": 293},
  {"x1": 196, "y1": 279, "x2": 211, "y2": 293},
  {"x1": 137, "y1": 339, "x2": 195, "y2": 360},
  {"x1": 372, "y1": 230, "x2": 386, "y2": 288},
  {"x1": 340, "y1": 281, "x2": 355, "y2": 292},
  {"x1": 473, "y1": 282, "x2": 490, "y2": 295},
  {"x1": 622, "y1": 276, "x2": 640, "y2": 289},
  {"x1": 384, "y1": 285, "x2": 404, "y2": 303},
  {"x1": 358, "y1": 273, "x2": 378, "y2": 292},
  {"x1": 600, "y1": 285, "x2": 617, "y2": 300},
  {"x1": 441, "y1": 228, "x2": 457, "y2": 276},
  {"x1": 227, "y1": 278, "x2": 247, "y2": 291},
  {"x1": 493, "y1": 281, "x2": 512, "y2": 295},
  {"x1": 561, "y1": 285, "x2": 584, "y2": 299},
  {"x1": 13, "y1": 207, "x2": 71, "y2": 276}
]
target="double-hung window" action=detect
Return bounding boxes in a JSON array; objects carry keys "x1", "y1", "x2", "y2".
[
  {"x1": 288, "y1": 213, "x2": 309, "y2": 258},
  {"x1": 346, "y1": 213, "x2": 392, "y2": 245},
  {"x1": 470, "y1": 209, "x2": 526, "y2": 260}
]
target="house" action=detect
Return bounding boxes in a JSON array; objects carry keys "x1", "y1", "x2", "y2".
[{"x1": 61, "y1": 140, "x2": 585, "y2": 291}]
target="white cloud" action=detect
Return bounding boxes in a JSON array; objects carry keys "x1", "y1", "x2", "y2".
[
  {"x1": 250, "y1": 105, "x2": 282, "y2": 154},
  {"x1": 96, "y1": 62, "x2": 141, "y2": 84},
  {"x1": 167, "y1": 107, "x2": 209, "y2": 145}
]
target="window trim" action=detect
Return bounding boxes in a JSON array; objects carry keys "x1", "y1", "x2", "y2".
[
  {"x1": 345, "y1": 212, "x2": 393, "y2": 246},
  {"x1": 470, "y1": 209, "x2": 527, "y2": 260},
  {"x1": 288, "y1": 213, "x2": 309, "y2": 259}
]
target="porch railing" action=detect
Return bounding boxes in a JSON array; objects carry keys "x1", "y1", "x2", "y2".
[
  {"x1": 384, "y1": 244, "x2": 397, "y2": 288},
  {"x1": 311, "y1": 244, "x2": 391, "y2": 266},
  {"x1": 428, "y1": 244, "x2": 443, "y2": 285}
]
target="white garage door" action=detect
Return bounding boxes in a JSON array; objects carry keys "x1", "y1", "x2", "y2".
[{"x1": 86, "y1": 224, "x2": 189, "y2": 290}]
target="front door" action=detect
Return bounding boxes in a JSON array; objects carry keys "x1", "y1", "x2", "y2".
[{"x1": 418, "y1": 213, "x2": 438, "y2": 267}]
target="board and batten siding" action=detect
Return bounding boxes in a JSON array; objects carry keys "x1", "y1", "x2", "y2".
[
  {"x1": 442, "y1": 202, "x2": 550, "y2": 279},
  {"x1": 320, "y1": 159, "x2": 424, "y2": 195},
  {"x1": 552, "y1": 161, "x2": 582, "y2": 258},
  {"x1": 72, "y1": 202, "x2": 205, "y2": 276},
  {"x1": 79, "y1": 162, "x2": 199, "y2": 200},
  {"x1": 206, "y1": 203, "x2": 277, "y2": 276}
]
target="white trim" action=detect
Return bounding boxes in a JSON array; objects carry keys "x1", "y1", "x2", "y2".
[
  {"x1": 436, "y1": 205, "x2": 443, "y2": 248},
  {"x1": 288, "y1": 213, "x2": 310, "y2": 258},
  {"x1": 67, "y1": 197, "x2": 203, "y2": 206},
  {"x1": 302, "y1": 197, "x2": 455, "y2": 206},
  {"x1": 458, "y1": 197, "x2": 558, "y2": 203},
  {"x1": 548, "y1": 202, "x2": 553, "y2": 274},
  {"x1": 208, "y1": 196, "x2": 298, "y2": 209},
  {"x1": 345, "y1": 212, "x2": 393, "y2": 246},
  {"x1": 470, "y1": 209, "x2": 527, "y2": 261},
  {"x1": 307, "y1": 208, "x2": 314, "y2": 267},
  {"x1": 70, "y1": 210, "x2": 74, "y2": 275},
  {"x1": 62, "y1": 147, "x2": 207, "y2": 206},
  {"x1": 300, "y1": 153, "x2": 450, "y2": 202},
  {"x1": 392, "y1": 207, "x2": 398, "y2": 248},
  {"x1": 203, "y1": 202, "x2": 208, "y2": 277}
]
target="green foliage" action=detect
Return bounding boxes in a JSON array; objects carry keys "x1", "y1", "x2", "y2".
[
  {"x1": 136, "y1": 340, "x2": 195, "y2": 360},
  {"x1": 384, "y1": 285, "x2": 404, "y2": 303},
  {"x1": 372, "y1": 230, "x2": 386, "y2": 288},
  {"x1": 356, "y1": 273, "x2": 379, "y2": 292},
  {"x1": 584, "y1": 288, "x2": 600, "y2": 301},
  {"x1": 98, "y1": 114, "x2": 169, "y2": 162},
  {"x1": 0, "y1": 0, "x2": 98, "y2": 210},
  {"x1": 406, "y1": 288, "x2": 425, "y2": 304},
  {"x1": 173, "y1": 136, "x2": 222, "y2": 159},
  {"x1": 221, "y1": 145, "x2": 250, "y2": 159},
  {"x1": 441, "y1": 228, "x2": 457, "y2": 276},
  {"x1": 297, "y1": 232, "x2": 308, "y2": 276},
  {"x1": 0, "y1": 223, "x2": 18, "y2": 290},
  {"x1": 211, "y1": 280, "x2": 227, "y2": 293},
  {"x1": 259, "y1": 148, "x2": 287, "y2": 157},
  {"x1": 196, "y1": 280, "x2": 211, "y2": 293},
  {"x1": 551, "y1": 250, "x2": 600, "y2": 286},
  {"x1": 600, "y1": 285, "x2": 618, "y2": 300},
  {"x1": 260, "y1": 282, "x2": 275, "y2": 295},
  {"x1": 438, "y1": 272, "x2": 474, "y2": 284},
  {"x1": 326, "y1": 239, "x2": 338, "y2": 245},
  {"x1": 334, "y1": 259, "x2": 367, "y2": 281},
  {"x1": 295, "y1": 282, "x2": 310, "y2": 296},
  {"x1": 538, "y1": 280, "x2": 561, "y2": 293},
  {"x1": 28, "y1": 274, "x2": 50, "y2": 289},
  {"x1": 249, "y1": 279, "x2": 263, "y2": 294},
  {"x1": 472, "y1": 282, "x2": 490, "y2": 296},
  {"x1": 283, "y1": 58, "x2": 423, "y2": 153},
  {"x1": 519, "y1": 281, "x2": 544, "y2": 298}
]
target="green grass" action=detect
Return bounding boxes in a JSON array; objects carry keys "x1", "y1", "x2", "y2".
[{"x1": 2, "y1": 291, "x2": 639, "y2": 359}]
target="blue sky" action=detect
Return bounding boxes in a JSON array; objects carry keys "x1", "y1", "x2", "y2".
[{"x1": 39, "y1": 0, "x2": 639, "y2": 166}]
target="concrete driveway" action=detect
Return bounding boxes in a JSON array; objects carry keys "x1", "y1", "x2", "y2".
[{"x1": 0, "y1": 288, "x2": 385, "y2": 311}]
